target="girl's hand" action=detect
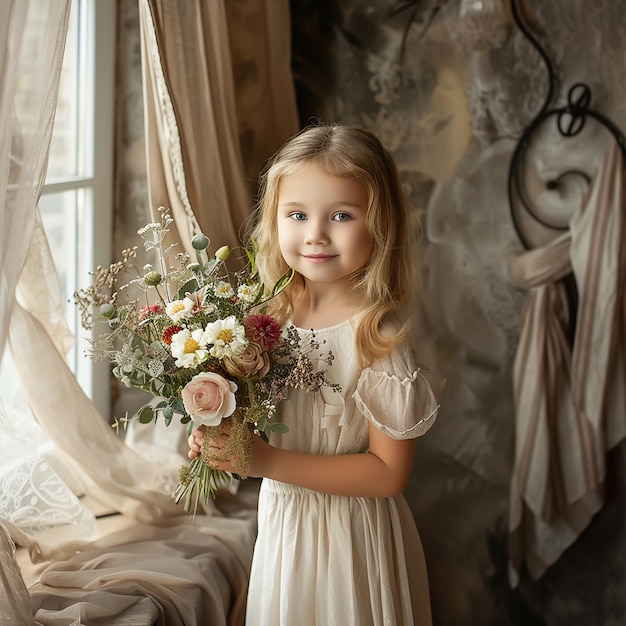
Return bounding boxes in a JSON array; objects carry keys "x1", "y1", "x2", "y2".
[
  {"x1": 187, "y1": 427, "x2": 205, "y2": 459},
  {"x1": 186, "y1": 424, "x2": 233, "y2": 462},
  {"x1": 208, "y1": 433, "x2": 275, "y2": 477},
  {"x1": 187, "y1": 423, "x2": 277, "y2": 476}
]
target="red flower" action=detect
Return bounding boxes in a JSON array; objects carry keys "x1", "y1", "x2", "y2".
[
  {"x1": 162, "y1": 325, "x2": 183, "y2": 345},
  {"x1": 139, "y1": 303, "x2": 164, "y2": 320},
  {"x1": 244, "y1": 314, "x2": 282, "y2": 351}
]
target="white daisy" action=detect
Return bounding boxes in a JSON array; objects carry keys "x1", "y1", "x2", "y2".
[
  {"x1": 166, "y1": 297, "x2": 194, "y2": 322},
  {"x1": 204, "y1": 315, "x2": 248, "y2": 358},
  {"x1": 214, "y1": 281, "x2": 235, "y2": 299},
  {"x1": 237, "y1": 283, "x2": 260, "y2": 304},
  {"x1": 170, "y1": 328, "x2": 209, "y2": 368}
]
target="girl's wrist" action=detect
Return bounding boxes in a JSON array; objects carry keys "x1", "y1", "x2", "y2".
[{"x1": 249, "y1": 436, "x2": 276, "y2": 478}]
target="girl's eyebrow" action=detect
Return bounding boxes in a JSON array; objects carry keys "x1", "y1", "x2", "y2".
[{"x1": 280, "y1": 200, "x2": 363, "y2": 208}]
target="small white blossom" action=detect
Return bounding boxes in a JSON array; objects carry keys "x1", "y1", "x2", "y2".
[
  {"x1": 137, "y1": 223, "x2": 160, "y2": 235},
  {"x1": 166, "y1": 297, "x2": 194, "y2": 322},
  {"x1": 237, "y1": 283, "x2": 260, "y2": 304},
  {"x1": 204, "y1": 315, "x2": 248, "y2": 358},
  {"x1": 214, "y1": 281, "x2": 235, "y2": 299},
  {"x1": 170, "y1": 328, "x2": 209, "y2": 368}
]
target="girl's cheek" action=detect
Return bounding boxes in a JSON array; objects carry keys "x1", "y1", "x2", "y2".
[{"x1": 277, "y1": 230, "x2": 292, "y2": 257}]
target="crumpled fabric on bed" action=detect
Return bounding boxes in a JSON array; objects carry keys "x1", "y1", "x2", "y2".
[
  {"x1": 3, "y1": 481, "x2": 259, "y2": 626},
  {"x1": 28, "y1": 515, "x2": 255, "y2": 626}
]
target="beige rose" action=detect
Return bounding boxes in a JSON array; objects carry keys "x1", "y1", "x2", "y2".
[
  {"x1": 223, "y1": 342, "x2": 270, "y2": 379},
  {"x1": 181, "y1": 372, "x2": 238, "y2": 427}
]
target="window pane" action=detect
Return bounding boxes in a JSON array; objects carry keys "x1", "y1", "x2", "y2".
[
  {"x1": 39, "y1": 189, "x2": 93, "y2": 393},
  {"x1": 47, "y1": 0, "x2": 91, "y2": 180}
]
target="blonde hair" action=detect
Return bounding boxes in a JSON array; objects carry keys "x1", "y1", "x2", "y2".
[{"x1": 249, "y1": 123, "x2": 417, "y2": 367}]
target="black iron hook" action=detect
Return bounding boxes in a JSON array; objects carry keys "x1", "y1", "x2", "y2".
[{"x1": 506, "y1": 0, "x2": 626, "y2": 249}]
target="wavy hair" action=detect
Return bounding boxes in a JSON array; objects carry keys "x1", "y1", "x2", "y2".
[{"x1": 248, "y1": 123, "x2": 417, "y2": 367}]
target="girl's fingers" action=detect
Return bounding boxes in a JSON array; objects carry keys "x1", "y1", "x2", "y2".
[{"x1": 185, "y1": 424, "x2": 232, "y2": 462}]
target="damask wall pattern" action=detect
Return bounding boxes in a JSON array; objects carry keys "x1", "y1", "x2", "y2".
[{"x1": 113, "y1": 1, "x2": 626, "y2": 624}]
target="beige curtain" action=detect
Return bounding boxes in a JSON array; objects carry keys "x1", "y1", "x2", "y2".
[{"x1": 138, "y1": 0, "x2": 299, "y2": 261}]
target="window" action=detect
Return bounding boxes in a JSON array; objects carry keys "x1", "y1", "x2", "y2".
[{"x1": 39, "y1": 0, "x2": 117, "y2": 417}]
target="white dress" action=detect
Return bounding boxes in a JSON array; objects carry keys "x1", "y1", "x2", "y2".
[{"x1": 245, "y1": 320, "x2": 438, "y2": 626}]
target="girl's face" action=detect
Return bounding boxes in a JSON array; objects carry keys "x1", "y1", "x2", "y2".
[{"x1": 276, "y1": 163, "x2": 373, "y2": 289}]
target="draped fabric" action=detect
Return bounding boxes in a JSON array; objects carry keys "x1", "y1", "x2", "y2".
[
  {"x1": 138, "y1": 0, "x2": 299, "y2": 260},
  {"x1": 508, "y1": 141, "x2": 626, "y2": 585},
  {"x1": 1, "y1": 0, "x2": 299, "y2": 623},
  {"x1": 0, "y1": 1, "x2": 79, "y2": 620},
  {"x1": 0, "y1": 523, "x2": 32, "y2": 626},
  {"x1": 0, "y1": 0, "x2": 71, "y2": 362}
]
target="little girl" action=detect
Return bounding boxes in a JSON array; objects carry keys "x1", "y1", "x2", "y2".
[{"x1": 188, "y1": 123, "x2": 439, "y2": 625}]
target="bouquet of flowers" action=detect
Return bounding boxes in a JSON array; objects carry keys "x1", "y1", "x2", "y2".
[{"x1": 74, "y1": 207, "x2": 339, "y2": 512}]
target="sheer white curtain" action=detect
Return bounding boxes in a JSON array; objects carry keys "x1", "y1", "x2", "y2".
[
  {"x1": 0, "y1": 2, "x2": 74, "y2": 618},
  {"x1": 0, "y1": 0, "x2": 183, "y2": 614}
]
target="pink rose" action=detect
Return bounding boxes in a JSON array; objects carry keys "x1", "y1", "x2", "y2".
[
  {"x1": 181, "y1": 372, "x2": 238, "y2": 426},
  {"x1": 223, "y1": 342, "x2": 270, "y2": 379}
]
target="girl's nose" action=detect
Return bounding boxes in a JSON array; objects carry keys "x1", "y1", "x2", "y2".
[{"x1": 304, "y1": 220, "x2": 330, "y2": 245}]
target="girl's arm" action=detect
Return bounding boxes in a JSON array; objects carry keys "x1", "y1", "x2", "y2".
[{"x1": 190, "y1": 425, "x2": 417, "y2": 498}]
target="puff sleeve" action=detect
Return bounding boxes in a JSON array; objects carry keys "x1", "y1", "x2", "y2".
[{"x1": 352, "y1": 346, "x2": 439, "y2": 440}]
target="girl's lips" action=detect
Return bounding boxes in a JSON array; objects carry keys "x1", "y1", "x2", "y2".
[{"x1": 303, "y1": 254, "x2": 336, "y2": 264}]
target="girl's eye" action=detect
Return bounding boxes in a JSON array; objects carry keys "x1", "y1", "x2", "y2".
[
  {"x1": 288, "y1": 212, "x2": 307, "y2": 221},
  {"x1": 333, "y1": 212, "x2": 352, "y2": 222}
]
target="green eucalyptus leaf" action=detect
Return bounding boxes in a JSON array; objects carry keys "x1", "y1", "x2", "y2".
[
  {"x1": 163, "y1": 405, "x2": 174, "y2": 426},
  {"x1": 138, "y1": 405, "x2": 155, "y2": 424},
  {"x1": 269, "y1": 422, "x2": 289, "y2": 434},
  {"x1": 177, "y1": 278, "x2": 199, "y2": 299},
  {"x1": 172, "y1": 397, "x2": 185, "y2": 413}
]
